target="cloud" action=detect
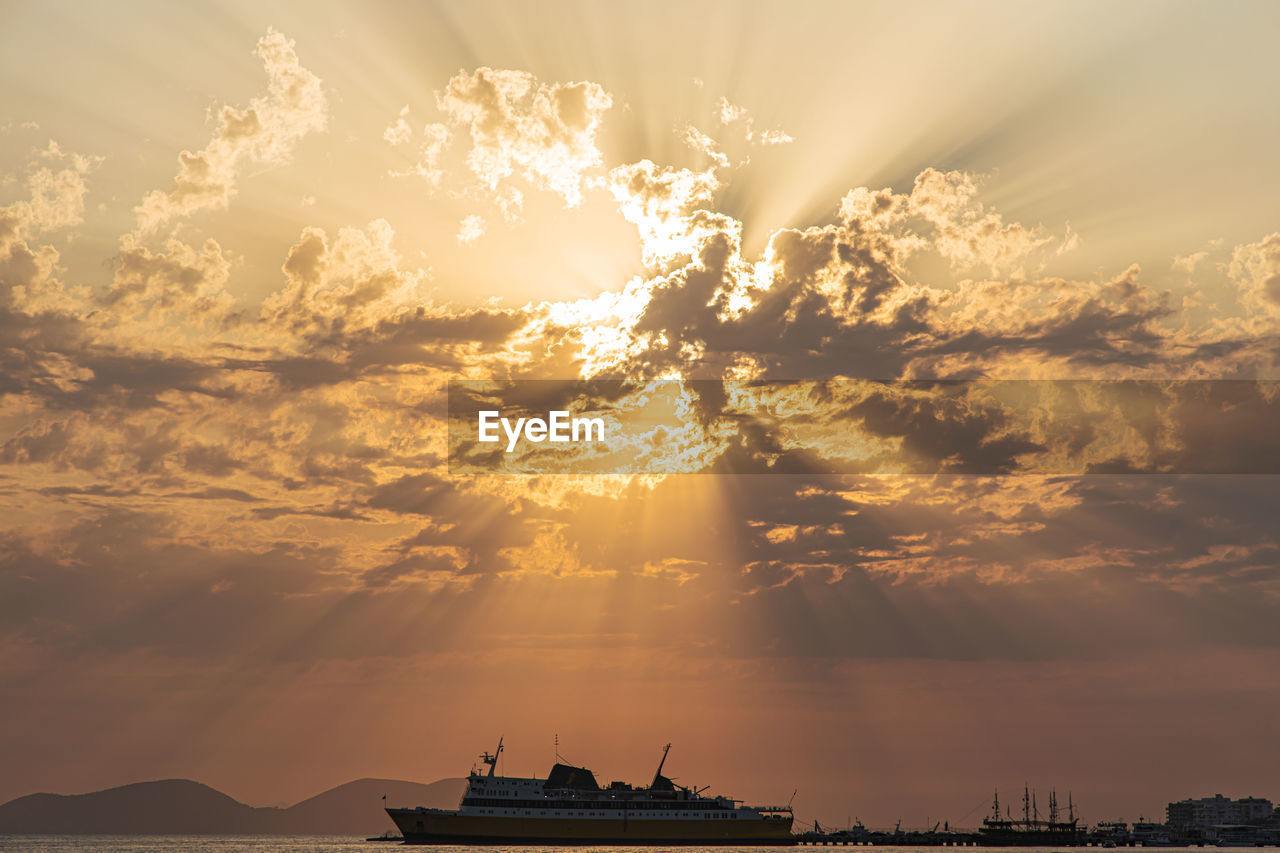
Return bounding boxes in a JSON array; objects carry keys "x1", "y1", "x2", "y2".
[
  {"x1": 907, "y1": 168, "x2": 1053, "y2": 272},
  {"x1": 9, "y1": 142, "x2": 96, "y2": 235},
  {"x1": 437, "y1": 68, "x2": 612, "y2": 208},
  {"x1": 261, "y1": 218, "x2": 429, "y2": 340},
  {"x1": 714, "y1": 96, "x2": 793, "y2": 147},
  {"x1": 383, "y1": 105, "x2": 413, "y2": 146},
  {"x1": 387, "y1": 113, "x2": 451, "y2": 188},
  {"x1": 606, "y1": 159, "x2": 721, "y2": 268},
  {"x1": 456, "y1": 214, "x2": 485, "y2": 247},
  {"x1": 568, "y1": 161, "x2": 1194, "y2": 385},
  {"x1": 1230, "y1": 231, "x2": 1280, "y2": 318},
  {"x1": 682, "y1": 125, "x2": 730, "y2": 170},
  {"x1": 0, "y1": 142, "x2": 97, "y2": 313},
  {"x1": 676, "y1": 98, "x2": 793, "y2": 175},
  {"x1": 133, "y1": 29, "x2": 327, "y2": 233},
  {"x1": 105, "y1": 235, "x2": 235, "y2": 329},
  {"x1": 838, "y1": 168, "x2": 1060, "y2": 276}
]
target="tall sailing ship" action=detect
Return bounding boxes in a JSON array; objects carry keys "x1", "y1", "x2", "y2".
[
  {"x1": 386, "y1": 738, "x2": 796, "y2": 845},
  {"x1": 979, "y1": 787, "x2": 1083, "y2": 846}
]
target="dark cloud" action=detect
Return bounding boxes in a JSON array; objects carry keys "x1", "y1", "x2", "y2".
[
  {"x1": 364, "y1": 472, "x2": 453, "y2": 516},
  {"x1": 250, "y1": 503, "x2": 371, "y2": 521},
  {"x1": 221, "y1": 355, "x2": 357, "y2": 390}
]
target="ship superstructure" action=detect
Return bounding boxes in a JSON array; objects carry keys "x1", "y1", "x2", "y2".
[{"x1": 387, "y1": 739, "x2": 796, "y2": 845}]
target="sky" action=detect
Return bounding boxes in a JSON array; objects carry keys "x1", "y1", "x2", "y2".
[{"x1": 2, "y1": 0, "x2": 1280, "y2": 829}]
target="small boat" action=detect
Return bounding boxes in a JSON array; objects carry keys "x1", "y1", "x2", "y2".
[{"x1": 365, "y1": 829, "x2": 403, "y2": 842}]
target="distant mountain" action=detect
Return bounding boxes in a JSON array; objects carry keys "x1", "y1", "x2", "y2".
[
  {"x1": 0, "y1": 776, "x2": 466, "y2": 835},
  {"x1": 0, "y1": 780, "x2": 266, "y2": 835}
]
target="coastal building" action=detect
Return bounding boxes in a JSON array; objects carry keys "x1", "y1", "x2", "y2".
[{"x1": 1166, "y1": 795, "x2": 1274, "y2": 830}]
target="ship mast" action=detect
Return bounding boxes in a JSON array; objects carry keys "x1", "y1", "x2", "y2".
[
  {"x1": 652, "y1": 743, "x2": 672, "y2": 788},
  {"x1": 481, "y1": 736, "x2": 504, "y2": 778}
]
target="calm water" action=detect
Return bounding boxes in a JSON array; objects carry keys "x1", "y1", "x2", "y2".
[
  {"x1": 0, "y1": 842, "x2": 855, "y2": 853},
  {"x1": 0, "y1": 843, "x2": 1083, "y2": 853},
  {"x1": 0, "y1": 842, "x2": 822, "y2": 853}
]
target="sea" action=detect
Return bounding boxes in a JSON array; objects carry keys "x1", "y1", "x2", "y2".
[{"x1": 0, "y1": 843, "x2": 1081, "y2": 853}]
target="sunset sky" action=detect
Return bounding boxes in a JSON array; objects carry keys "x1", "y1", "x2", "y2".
[{"x1": 2, "y1": 0, "x2": 1280, "y2": 829}]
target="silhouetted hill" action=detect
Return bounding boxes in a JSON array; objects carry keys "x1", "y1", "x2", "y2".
[
  {"x1": 0, "y1": 776, "x2": 466, "y2": 835},
  {"x1": 0, "y1": 780, "x2": 268, "y2": 834}
]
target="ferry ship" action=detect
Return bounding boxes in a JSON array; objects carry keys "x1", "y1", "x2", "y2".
[{"x1": 386, "y1": 739, "x2": 796, "y2": 845}]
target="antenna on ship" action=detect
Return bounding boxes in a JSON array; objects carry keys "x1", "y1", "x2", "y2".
[{"x1": 555, "y1": 732, "x2": 560, "y2": 763}]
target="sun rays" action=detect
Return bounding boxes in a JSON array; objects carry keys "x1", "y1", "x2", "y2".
[{"x1": 2, "y1": 0, "x2": 1280, "y2": 823}]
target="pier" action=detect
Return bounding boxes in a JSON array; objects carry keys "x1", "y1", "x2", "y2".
[
  {"x1": 792, "y1": 830, "x2": 1277, "y2": 847},
  {"x1": 795, "y1": 833, "x2": 983, "y2": 845}
]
